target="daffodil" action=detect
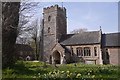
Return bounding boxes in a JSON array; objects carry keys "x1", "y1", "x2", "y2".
[
  {"x1": 38, "y1": 73, "x2": 40, "y2": 75},
  {"x1": 76, "y1": 73, "x2": 81, "y2": 78},
  {"x1": 92, "y1": 75, "x2": 95, "y2": 78},
  {"x1": 87, "y1": 72, "x2": 90, "y2": 75},
  {"x1": 66, "y1": 70, "x2": 70, "y2": 73},
  {"x1": 67, "y1": 74, "x2": 70, "y2": 77},
  {"x1": 70, "y1": 73, "x2": 72, "y2": 76},
  {"x1": 61, "y1": 71, "x2": 64, "y2": 73}
]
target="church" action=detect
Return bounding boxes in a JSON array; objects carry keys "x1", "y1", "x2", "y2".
[{"x1": 40, "y1": 5, "x2": 120, "y2": 65}]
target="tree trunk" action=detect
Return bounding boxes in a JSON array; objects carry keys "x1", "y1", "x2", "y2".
[
  {"x1": 2, "y1": 2, "x2": 20, "y2": 68},
  {"x1": 35, "y1": 38, "x2": 37, "y2": 60}
]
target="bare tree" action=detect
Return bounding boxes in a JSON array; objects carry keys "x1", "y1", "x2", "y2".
[
  {"x1": 70, "y1": 28, "x2": 88, "y2": 34},
  {"x1": 16, "y1": 1, "x2": 41, "y2": 44},
  {"x1": 29, "y1": 19, "x2": 39, "y2": 60},
  {"x1": 39, "y1": 19, "x2": 44, "y2": 61},
  {"x1": 15, "y1": 1, "x2": 43, "y2": 61},
  {"x1": 19, "y1": 1, "x2": 40, "y2": 27},
  {"x1": 16, "y1": 36, "x2": 28, "y2": 44}
]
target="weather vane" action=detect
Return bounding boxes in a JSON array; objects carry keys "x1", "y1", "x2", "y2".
[
  {"x1": 100, "y1": 26, "x2": 102, "y2": 31},
  {"x1": 62, "y1": 2, "x2": 63, "y2": 8}
]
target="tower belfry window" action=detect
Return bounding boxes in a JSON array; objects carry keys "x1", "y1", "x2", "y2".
[
  {"x1": 48, "y1": 16, "x2": 51, "y2": 22},
  {"x1": 48, "y1": 27, "x2": 50, "y2": 33}
]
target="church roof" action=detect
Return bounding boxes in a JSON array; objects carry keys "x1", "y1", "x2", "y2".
[
  {"x1": 60, "y1": 31, "x2": 101, "y2": 45},
  {"x1": 102, "y1": 33, "x2": 120, "y2": 47}
]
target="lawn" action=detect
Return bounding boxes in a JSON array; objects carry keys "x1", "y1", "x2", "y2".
[{"x1": 2, "y1": 61, "x2": 120, "y2": 79}]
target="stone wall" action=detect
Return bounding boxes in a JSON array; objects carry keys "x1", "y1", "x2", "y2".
[{"x1": 108, "y1": 48, "x2": 120, "y2": 65}]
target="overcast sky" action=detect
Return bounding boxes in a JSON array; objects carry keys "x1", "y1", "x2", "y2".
[{"x1": 34, "y1": 2, "x2": 118, "y2": 34}]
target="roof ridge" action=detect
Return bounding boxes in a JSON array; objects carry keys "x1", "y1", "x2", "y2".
[{"x1": 104, "y1": 32, "x2": 120, "y2": 35}]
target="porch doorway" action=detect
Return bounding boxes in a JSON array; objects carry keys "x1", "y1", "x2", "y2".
[{"x1": 53, "y1": 50, "x2": 61, "y2": 64}]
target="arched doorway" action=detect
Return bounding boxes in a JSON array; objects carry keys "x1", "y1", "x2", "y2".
[{"x1": 53, "y1": 50, "x2": 61, "y2": 64}]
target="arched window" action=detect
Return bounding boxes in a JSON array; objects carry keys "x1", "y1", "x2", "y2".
[
  {"x1": 48, "y1": 27, "x2": 50, "y2": 33},
  {"x1": 76, "y1": 47, "x2": 83, "y2": 57},
  {"x1": 48, "y1": 16, "x2": 51, "y2": 22},
  {"x1": 84, "y1": 47, "x2": 91, "y2": 56}
]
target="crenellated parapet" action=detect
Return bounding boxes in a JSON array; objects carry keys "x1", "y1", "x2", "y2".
[{"x1": 43, "y1": 4, "x2": 66, "y2": 13}]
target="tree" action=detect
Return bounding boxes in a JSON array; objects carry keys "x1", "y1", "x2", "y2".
[
  {"x1": 15, "y1": 1, "x2": 41, "y2": 60},
  {"x1": 2, "y1": 2, "x2": 20, "y2": 68},
  {"x1": 18, "y1": 1, "x2": 40, "y2": 28},
  {"x1": 39, "y1": 19, "x2": 44, "y2": 61},
  {"x1": 16, "y1": 1, "x2": 41, "y2": 44},
  {"x1": 29, "y1": 19, "x2": 40, "y2": 60},
  {"x1": 70, "y1": 28, "x2": 88, "y2": 34}
]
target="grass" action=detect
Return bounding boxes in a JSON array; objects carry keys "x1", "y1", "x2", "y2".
[{"x1": 2, "y1": 61, "x2": 120, "y2": 79}]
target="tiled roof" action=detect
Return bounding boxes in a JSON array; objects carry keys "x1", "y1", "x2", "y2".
[
  {"x1": 60, "y1": 31, "x2": 101, "y2": 45},
  {"x1": 102, "y1": 33, "x2": 120, "y2": 47}
]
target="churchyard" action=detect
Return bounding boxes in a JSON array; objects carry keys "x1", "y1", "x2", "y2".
[{"x1": 2, "y1": 61, "x2": 120, "y2": 79}]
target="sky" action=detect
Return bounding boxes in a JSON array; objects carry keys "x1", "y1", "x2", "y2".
[{"x1": 34, "y1": 2, "x2": 118, "y2": 34}]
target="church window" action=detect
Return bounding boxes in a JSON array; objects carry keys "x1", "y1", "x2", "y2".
[
  {"x1": 94, "y1": 47, "x2": 97, "y2": 56},
  {"x1": 84, "y1": 47, "x2": 91, "y2": 56},
  {"x1": 48, "y1": 27, "x2": 50, "y2": 33},
  {"x1": 76, "y1": 47, "x2": 83, "y2": 57},
  {"x1": 48, "y1": 16, "x2": 51, "y2": 22}
]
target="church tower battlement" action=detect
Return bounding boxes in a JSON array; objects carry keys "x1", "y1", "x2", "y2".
[{"x1": 43, "y1": 5, "x2": 66, "y2": 14}]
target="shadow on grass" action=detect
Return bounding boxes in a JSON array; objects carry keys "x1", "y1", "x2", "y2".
[{"x1": 10, "y1": 61, "x2": 48, "y2": 76}]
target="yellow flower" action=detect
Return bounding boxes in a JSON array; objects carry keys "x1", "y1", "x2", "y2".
[
  {"x1": 49, "y1": 72, "x2": 52, "y2": 75},
  {"x1": 38, "y1": 73, "x2": 40, "y2": 75},
  {"x1": 67, "y1": 74, "x2": 70, "y2": 77},
  {"x1": 87, "y1": 72, "x2": 90, "y2": 75},
  {"x1": 70, "y1": 73, "x2": 72, "y2": 76},
  {"x1": 61, "y1": 71, "x2": 64, "y2": 73},
  {"x1": 66, "y1": 70, "x2": 70, "y2": 73},
  {"x1": 76, "y1": 73, "x2": 81, "y2": 78},
  {"x1": 33, "y1": 76, "x2": 36, "y2": 78},
  {"x1": 53, "y1": 71, "x2": 56, "y2": 74},
  {"x1": 90, "y1": 70, "x2": 92, "y2": 72},
  {"x1": 92, "y1": 75, "x2": 95, "y2": 78}
]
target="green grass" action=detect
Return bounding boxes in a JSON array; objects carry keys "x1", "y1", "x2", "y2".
[{"x1": 2, "y1": 61, "x2": 120, "y2": 79}]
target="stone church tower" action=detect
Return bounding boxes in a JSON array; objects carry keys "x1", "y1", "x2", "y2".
[{"x1": 42, "y1": 5, "x2": 67, "y2": 62}]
